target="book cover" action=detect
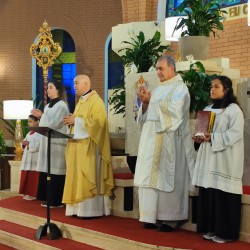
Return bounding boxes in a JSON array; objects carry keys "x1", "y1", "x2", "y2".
[{"x1": 194, "y1": 111, "x2": 215, "y2": 137}]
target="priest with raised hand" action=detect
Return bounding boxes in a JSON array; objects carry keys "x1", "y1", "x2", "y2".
[
  {"x1": 62, "y1": 74, "x2": 114, "y2": 218},
  {"x1": 134, "y1": 55, "x2": 195, "y2": 231}
]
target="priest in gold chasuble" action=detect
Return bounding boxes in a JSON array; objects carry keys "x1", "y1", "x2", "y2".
[{"x1": 62, "y1": 75, "x2": 114, "y2": 218}]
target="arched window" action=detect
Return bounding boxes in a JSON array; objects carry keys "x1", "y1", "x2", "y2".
[
  {"x1": 107, "y1": 41, "x2": 124, "y2": 89},
  {"x1": 104, "y1": 34, "x2": 124, "y2": 110},
  {"x1": 32, "y1": 29, "x2": 76, "y2": 113}
]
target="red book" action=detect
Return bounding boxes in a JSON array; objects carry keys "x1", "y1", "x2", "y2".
[{"x1": 194, "y1": 111, "x2": 215, "y2": 137}]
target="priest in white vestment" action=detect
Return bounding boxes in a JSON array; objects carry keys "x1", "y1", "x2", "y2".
[{"x1": 134, "y1": 55, "x2": 195, "y2": 231}]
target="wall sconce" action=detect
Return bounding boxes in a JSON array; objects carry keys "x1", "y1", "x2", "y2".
[
  {"x1": 165, "y1": 16, "x2": 187, "y2": 41},
  {"x1": 3, "y1": 100, "x2": 33, "y2": 161}
]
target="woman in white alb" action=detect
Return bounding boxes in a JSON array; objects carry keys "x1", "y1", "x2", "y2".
[
  {"x1": 32, "y1": 80, "x2": 69, "y2": 208},
  {"x1": 192, "y1": 75, "x2": 244, "y2": 243}
]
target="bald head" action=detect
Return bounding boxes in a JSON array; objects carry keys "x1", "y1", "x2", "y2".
[{"x1": 74, "y1": 74, "x2": 91, "y2": 96}]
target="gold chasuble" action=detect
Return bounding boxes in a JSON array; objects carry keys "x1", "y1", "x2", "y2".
[{"x1": 62, "y1": 91, "x2": 114, "y2": 204}]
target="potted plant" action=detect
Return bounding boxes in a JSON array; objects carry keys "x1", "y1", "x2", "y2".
[
  {"x1": 109, "y1": 31, "x2": 171, "y2": 116},
  {"x1": 173, "y1": 0, "x2": 227, "y2": 60},
  {"x1": 177, "y1": 61, "x2": 217, "y2": 116},
  {"x1": 118, "y1": 30, "x2": 171, "y2": 73}
]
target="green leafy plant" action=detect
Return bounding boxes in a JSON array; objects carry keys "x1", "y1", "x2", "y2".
[
  {"x1": 110, "y1": 31, "x2": 172, "y2": 116},
  {"x1": 178, "y1": 61, "x2": 217, "y2": 114},
  {"x1": 109, "y1": 77, "x2": 125, "y2": 117},
  {"x1": 0, "y1": 130, "x2": 7, "y2": 157},
  {"x1": 118, "y1": 30, "x2": 172, "y2": 73},
  {"x1": 174, "y1": 0, "x2": 227, "y2": 37}
]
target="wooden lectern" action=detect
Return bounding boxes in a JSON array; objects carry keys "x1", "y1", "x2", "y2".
[{"x1": 30, "y1": 126, "x2": 71, "y2": 240}]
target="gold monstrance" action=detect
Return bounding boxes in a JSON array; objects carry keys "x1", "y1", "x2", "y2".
[{"x1": 30, "y1": 21, "x2": 62, "y2": 105}]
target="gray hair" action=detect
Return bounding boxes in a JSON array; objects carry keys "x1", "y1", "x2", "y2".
[{"x1": 157, "y1": 55, "x2": 176, "y2": 72}]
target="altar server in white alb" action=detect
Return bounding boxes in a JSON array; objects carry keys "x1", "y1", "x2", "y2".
[
  {"x1": 134, "y1": 55, "x2": 195, "y2": 232},
  {"x1": 192, "y1": 75, "x2": 244, "y2": 243},
  {"x1": 19, "y1": 115, "x2": 41, "y2": 200},
  {"x1": 32, "y1": 80, "x2": 69, "y2": 208}
]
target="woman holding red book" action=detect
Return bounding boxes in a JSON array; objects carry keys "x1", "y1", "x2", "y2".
[{"x1": 192, "y1": 75, "x2": 244, "y2": 243}]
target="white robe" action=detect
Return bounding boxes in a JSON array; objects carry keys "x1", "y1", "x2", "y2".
[
  {"x1": 20, "y1": 132, "x2": 41, "y2": 171},
  {"x1": 36, "y1": 100, "x2": 69, "y2": 175},
  {"x1": 65, "y1": 147, "x2": 110, "y2": 217},
  {"x1": 192, "y1": 104, "x2": 244, "y2": 194},
  {"x1": 134, "y1": 75, "x2": 195, "y2": 223}
]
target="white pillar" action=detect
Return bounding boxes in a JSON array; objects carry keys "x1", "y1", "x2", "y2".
[{"x1": 8, "y1": 160, "x2": 21, "y2": 192}]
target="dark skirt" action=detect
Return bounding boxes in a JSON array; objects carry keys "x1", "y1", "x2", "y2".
[
  {"x1": 36, "y1": 172, "x2": 65, "y2": 206},
  {"x1": 197, "y1": 187, "x2": 242, "y2": 240}
]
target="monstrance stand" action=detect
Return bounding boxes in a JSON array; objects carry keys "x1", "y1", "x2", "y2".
[
  {"x1": 29, "y1": 21, "x2": 62, "y2": 240},
  {"x1": 30, "y1": 20, "x2": 62, "y2": 106}
]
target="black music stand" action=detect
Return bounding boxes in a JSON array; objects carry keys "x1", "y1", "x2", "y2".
[{"x1": 30, "y1": 126, "x2": 71, "y2": 240}]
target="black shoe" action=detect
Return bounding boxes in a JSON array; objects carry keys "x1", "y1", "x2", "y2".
[
  {"x1": 158, "y1": 224, "x2": 175, "y2": 232},
  {"x1": 78, "y1": 216, "x2": 102, "y2": 220},
  {"x1": 143, "y1": 223, "x2": 158, "y2": 229}
]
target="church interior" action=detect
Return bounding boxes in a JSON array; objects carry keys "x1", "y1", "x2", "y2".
[{"x1": 0, "y1": 0, "x2": 250, "y2": 249}]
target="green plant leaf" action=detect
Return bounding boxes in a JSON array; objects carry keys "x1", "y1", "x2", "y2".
[
  {"x1": 178, "y1": 61, "x2": 217, "y2": 113},
  {"x1": 119, "y1": 31, "x2": 172, "y2": 73},
  {"x1": 109, "y1": 76, "x2": 126, "y2": 117},
  {"x1": 174, "y1": 0, "x2": 227, "y2": 38}
]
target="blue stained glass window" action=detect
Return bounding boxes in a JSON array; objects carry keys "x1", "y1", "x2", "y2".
[
  {"x1": 63, "y1": 63, "x2": 76, "y2": 113},
  {"x1": 62, "y1": 32, "x2": 75, "y2": 52},
  {"x1": 108, "y1": 39, "x2": 124, "y2": 89},
  {"x1": 63, "y1": 70, "x2": 72, "y2": 82}
]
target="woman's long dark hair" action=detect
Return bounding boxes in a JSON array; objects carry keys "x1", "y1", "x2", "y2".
[
  {"x1": 214, "y1": 75, "x2": 241, "y2": 109},
  {"x1": 49, "y1": 79, "x2": 67, "y2": 102}
]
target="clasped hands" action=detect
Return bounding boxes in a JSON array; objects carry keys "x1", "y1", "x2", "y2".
[
  {"x1": 192, "y1": 134, "x2": 211, "y2": 143},
  {"x1": 63, "y1": 113, "x2": 75, "y2": 126},
  {"x1": 22, "y1": 140, "x2": 29, "y2": 150},
  {"x1": 31, "y1": 109, "x2": 75, "y2": 126}
]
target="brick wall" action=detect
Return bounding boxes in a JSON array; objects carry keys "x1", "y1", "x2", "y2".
[
  {"x1": 121, "y1": 0, "x2": 158, "y2": 22},
  {"x1": 209, "y1": 18, "x2": 250, "y2": 77}
]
